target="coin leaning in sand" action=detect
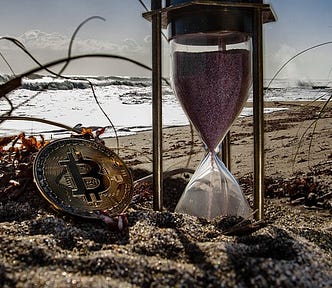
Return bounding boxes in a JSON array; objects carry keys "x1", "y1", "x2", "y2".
[{"x1": 33, "y1": 138, "x2": 133, "y2": 219}]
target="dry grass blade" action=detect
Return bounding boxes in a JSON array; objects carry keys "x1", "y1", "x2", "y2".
[
  {"x1": 0, "y1": 116, "x2": 82, "y2": 134},
  {"x1": 266, "y1": 41, "x2": 332, "y2": 169},
  {"x1": 57, "y1": 16, "x2": 106, "y2": 75},
  {"x1": 292, "y1": 94, "x2": 332, "y2": 168}
]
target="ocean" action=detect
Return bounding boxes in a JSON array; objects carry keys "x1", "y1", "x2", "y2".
[{"x1": 0, "y1": 74, "x2": 330, "y2": 139}]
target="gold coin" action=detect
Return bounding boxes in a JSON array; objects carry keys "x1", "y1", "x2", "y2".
[{"x1": 33, "y1": 138, "x2": 133, "y2": 219}]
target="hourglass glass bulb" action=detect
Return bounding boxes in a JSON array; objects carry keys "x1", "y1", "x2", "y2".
[
  {"x1": 171, "y1": 33, "x2": 252, "y2": 219},
  {"x1": 175, "y1": 152, "x2": 250, "y2": 219}
]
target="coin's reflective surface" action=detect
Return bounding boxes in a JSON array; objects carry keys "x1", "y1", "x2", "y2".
[{"x1": 33, "y1": 138, "x2": 133, "y2": 218}]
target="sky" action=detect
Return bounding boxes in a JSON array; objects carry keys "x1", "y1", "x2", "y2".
[{"x1": 0, "y1": 0, "x2": 331, "y2": 80}]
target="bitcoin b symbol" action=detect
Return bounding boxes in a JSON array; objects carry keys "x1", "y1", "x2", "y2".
[{"x1": 59, "y1": 150, "x2": 110, "y2": 203}]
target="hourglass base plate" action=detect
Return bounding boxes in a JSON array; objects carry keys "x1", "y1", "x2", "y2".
[{"x1": 175, "y1": 153, "x2": 251, "y2": 220}]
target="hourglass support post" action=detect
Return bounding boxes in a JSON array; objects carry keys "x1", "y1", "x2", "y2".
[
  {"x1": 151, "y1": 0, "x2": 163, "y2": 211},
  {"x1": 221, "y1": 131, "x2": 231, "y2": 171},
  {"x1": 252, "y1": 8, "x2": 265, "y2": 221}
]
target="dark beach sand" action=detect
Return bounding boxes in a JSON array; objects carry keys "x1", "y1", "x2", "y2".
[{"x1": 0, "y1": 102, "x2": 331, "y2": 287}]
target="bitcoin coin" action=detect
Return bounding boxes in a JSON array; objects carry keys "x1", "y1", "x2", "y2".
[{"x1": 33, "y1": 138, "x2": 133, "y2": 219}]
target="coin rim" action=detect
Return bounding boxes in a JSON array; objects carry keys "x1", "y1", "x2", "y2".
[{"x1": 33, "y1": 138, "x2": 133, "y2": 219}]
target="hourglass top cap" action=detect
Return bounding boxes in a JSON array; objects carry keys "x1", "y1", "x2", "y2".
[
  {"x1": 145, "y1": 0, "x2": 276, "y2": 40},
  {"x1": 144, "y1": 1, "x2": 276, "y2": 32},
  {"x1": 166, "y1": 0, "x2": 265, "y2": 5}
]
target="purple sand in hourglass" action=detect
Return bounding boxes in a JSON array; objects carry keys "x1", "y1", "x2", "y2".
[{"x1": 173, "y1": 49, "x2": 251, "y2": 151}]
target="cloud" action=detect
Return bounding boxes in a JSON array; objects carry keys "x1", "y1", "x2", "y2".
[
  {"x1": 0, "y1": 29, "x2": 152, "y2": 75},
  {"x1": 19, "y1": 30, "x2": 67, "y2": 49},
  {"x1": 1, "y1": 29, "x2": 150, "y2": 55}
]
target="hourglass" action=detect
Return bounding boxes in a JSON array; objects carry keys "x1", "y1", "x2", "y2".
[{"x1": 144, "y1": 0, "x2": 276, "y2": 220}]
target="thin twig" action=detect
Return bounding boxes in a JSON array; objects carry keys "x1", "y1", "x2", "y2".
[
  {"x1": 292, "y1": 94, "x2": 332, "y2": 168},
  {"x1": 306, "y1": 94, "x2": 332, "y2": 167},
  {"x1": 137, "y1": 0, "x2": 168, "y2": 40},
  {"x1": 0, "y1": 51, "x2": 16, "y2": 76},
  {"x1": 0, "y1": 53, "x2": 158, "y2": 100},
  {"x1": 138, "y1": 0, "x2": 149, "y2": 12},
  {"x1": 58, "y1": 16, "x2": 106, "y2": 75},
  {"x1": 86, "y1": 81, "x2": 119, "y2": 153},
  {"x1": 0, "y1": 36, "x2": 62, "y2": 78},
  {"x1": 0, "y1": 116, "x2": 82, "y2": 133},
  {"x1": 1, "y1": 19, "x2": 118, "y2": 147},
  {"x1": 267, "y1": 41, "x2": 332, "y2": 169},
  {"x1": 266, "y1": 41, "x2": 332, "y2": 90}
]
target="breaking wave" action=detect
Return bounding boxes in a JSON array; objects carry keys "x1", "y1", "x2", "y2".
[{"x1": 18, "y1": 74, "x2": 153, "y2": 91}]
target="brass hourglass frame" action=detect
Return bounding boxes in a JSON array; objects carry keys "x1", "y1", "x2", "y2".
[{"x1": 144, "y1": 0, "x2": 276, "y2": 221}]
